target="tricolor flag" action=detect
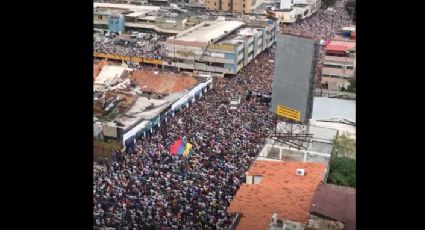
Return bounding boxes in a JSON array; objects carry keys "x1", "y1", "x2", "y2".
[{"x1": 169, "y1": 138, "x2": 193, "y2": 158}]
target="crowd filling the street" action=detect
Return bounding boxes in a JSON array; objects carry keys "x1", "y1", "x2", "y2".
[
  {"x1": 94, "y1": 49, "x2": 276, "y2": 229},
  {"x1": 93, "y1": 2, "x2": 354, "y2": 229},
  {"x1": 281, "y1": 5, "x2": 353, "y2": 87},
  {"x1": 94, "y1": 33, "x2": 168, "y2": 60}
]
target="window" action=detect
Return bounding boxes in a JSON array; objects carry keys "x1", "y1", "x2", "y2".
[
  {"x1": 243, "y1": 4, "x2": 245, "y2": 7},
  {"x1": 214, "y1": 2, "x2": 216, "y2": 6},
  {"x1": 228, "y1": 3, "x2": 230, "y2": 7}
]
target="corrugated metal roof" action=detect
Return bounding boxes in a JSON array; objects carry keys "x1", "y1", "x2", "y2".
[
  {"x1": 310, "y1": 184, "x2": 356, "y2": 230},
  {"x1": 312, "y1": 97, "x2": 356, "y2": 122}
]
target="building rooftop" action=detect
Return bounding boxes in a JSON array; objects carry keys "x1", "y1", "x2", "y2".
[
  {"x1": 327, "y1": 40, "x2": 356, "y2": 51},
  {"x1": 227, "y1": 161, "x2": 326, "y2": 230},
  {"x1": 310, "y1": 120, "x2": 356, "y2": 138},
  {"x1": 324, "y1": 56, "x2": 355, "y2": 65},
  {"x1": 94, "y1": 3, "x2": 160, "y2": 12},
  {"x1": 177, "y1": 20, "x2": 244, "y2": 43},
  {"x1": 131, "y1": 70, "x2": 198, "y2": 94},
  {"x1": 322, "y1": 67, "x2": 354, "y2": 77},
  {"x1": 310, "y1": 184, "x2": 356, "y2": 230},
  {"x1": 313, "y1": 97, "x2": 356, "y2": 122},
  {"x1": 258, "y1": 122, "x2": 336, "y2": 163},
  {"x1": 94, "y1": 65, "x2": 130, "y2": 90},
  {"x1": 113, "y1": 92, "x2": 184, "y2": 130},
  {"x1": 306, "y1": 214, "x2": 345, "y2": 230},
  {"x1": 93, "y1": 66, "x2": 205, "y2": 133},
  {"x1": 219, "y1": 26, "x2": 263, "y2": 45},
  {"x1": 126, "y1": 11, "x2": 149, "y2": 17}
]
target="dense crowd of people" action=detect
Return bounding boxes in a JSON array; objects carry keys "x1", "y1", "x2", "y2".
[
  {"x1": 93, "y1": 49, "x2": 276, "y2": 229},
  {"x1": 94, "y1": 34, "x2": 168, "y2": 60},
  {"x1": 282, "y1": 2, "x2": 353, "y2": 87},
  {"x1": 282, "y1": 4, "x2": 352, "y2": 40},
  {"x1": 93, "y1": 3, "x2": 352, "y2": 228}
]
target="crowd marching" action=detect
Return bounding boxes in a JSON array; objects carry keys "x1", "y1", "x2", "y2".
[
  {"x1": 94, "y1": 2, "x2": 352, "y2": 229},
  {"x1": 282, "y1": 3, "x2": 353, "y2": 87},
  {"x1": 282, "y1": 4, "x2": 352, "y2": 40},
  {"x1": 93, "y1": 49, "x2": 276, "y2": 229},
  {"x1": 94, "y1": 35, "x2": 168, "y2": 60}
]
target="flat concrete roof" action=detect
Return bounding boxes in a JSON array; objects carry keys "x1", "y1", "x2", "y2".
[
  {"x1": 112, "y1": 92, "x2": 184, "y2": 130},
  {"x1": 177, "y1": 20, "x2": 244, "y2": 43},
  {"x1": 219, "y1": 26, "x2": 263, "y2": 45},
  {"x1": 259, "y1": 138, "x2": 332, "y2": 164},
  {"x1": 94, "y1": 3, "x2": 160, "y2": 12},
  {"x1": 126, "y1": 11, "x2": 148, "y2": 17},
  {"x1": 258, "y1": 123, "x2": 336, "y2": 163}
]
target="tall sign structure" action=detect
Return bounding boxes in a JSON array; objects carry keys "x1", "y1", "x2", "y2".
[{"x1": 269, "y1": 34, "x2": 318, "y2": 149}]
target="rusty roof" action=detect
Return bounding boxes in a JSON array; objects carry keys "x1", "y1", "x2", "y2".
[
  {"x1": 227, "y1": 161, "x2": 326, "y2": 230},
  {"x1": 310, "y1": 184, "x2": 356, "y2": 230},
  {"x1": 131, "y1": 70, "x2": 197, "y2": 94}
]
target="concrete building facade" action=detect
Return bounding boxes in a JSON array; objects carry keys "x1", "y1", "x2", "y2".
[
  {"x1": 206, "y1": 0, "x2": 254, "y2": 13},
  {"x1": 165, "y1": 17, "x2": 278, "y2": 74}
]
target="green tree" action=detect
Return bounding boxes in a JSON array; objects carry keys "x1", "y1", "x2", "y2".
[
  {"x1": 327, "y1": 157, "x2": 356, "y2": 187},
  {"x1": 334, "y1": 133, "x2": 356, "y2": 158}
]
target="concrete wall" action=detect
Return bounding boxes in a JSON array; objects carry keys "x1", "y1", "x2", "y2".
[{"x1": 207, "y1": 0, "x2": 254, "y2": 13}]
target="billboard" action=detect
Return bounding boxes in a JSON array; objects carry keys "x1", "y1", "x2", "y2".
[{"x1": 271, "y1": 34, "x2": 317, "y2": 123}]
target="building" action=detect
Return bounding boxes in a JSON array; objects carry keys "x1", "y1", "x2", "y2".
[
  {"x1": 311, "y1": 97, "x2": 356, "y2": 138},
  {"x1": 305, "y1": 214, "x2": 345, "y2": 230},
  {"x1": 268, "y1": 213, "x2": 345, "y2": 230},
  {"x1": 228, "y1": 160, "x2": 326, "y2": 230},
  {"x1": 94, "y1": 3, "x2": 198, "y2": 34},
  {"x1": 206, "y1": 0, "x2": 255, "y2": 13},
  {"x1": 266, "y1": 0, "x2": 321, "y2": 24},
  {"x1": 322, "y1": 29, "x2": 356, "y2": 81},
  {"x1": 94, "y1": 65, "x2": 131, "y2": 91},
  {"x1": 165, "y1": 17, "x2": 278, "y2": 74},
  {"x1": 310, "y1": 184, "x2": 356, "y2": 230},
  {"x1": 258, "y1": 122, "x2": 337, "y2": 164},
  {"x1": 321, "y1": 28, "x2": 356, "y2": 83},
  {"x1": 93, "y1": 65, "x2": 213, "y2": 146}
]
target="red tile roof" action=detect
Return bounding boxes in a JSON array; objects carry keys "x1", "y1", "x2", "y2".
[
  {"x1": 228, "y1": 161, "x2": 326, "y2": 230},
  {"x1": 310, "y1": 184, "x2": 356, "y2": 230}
]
